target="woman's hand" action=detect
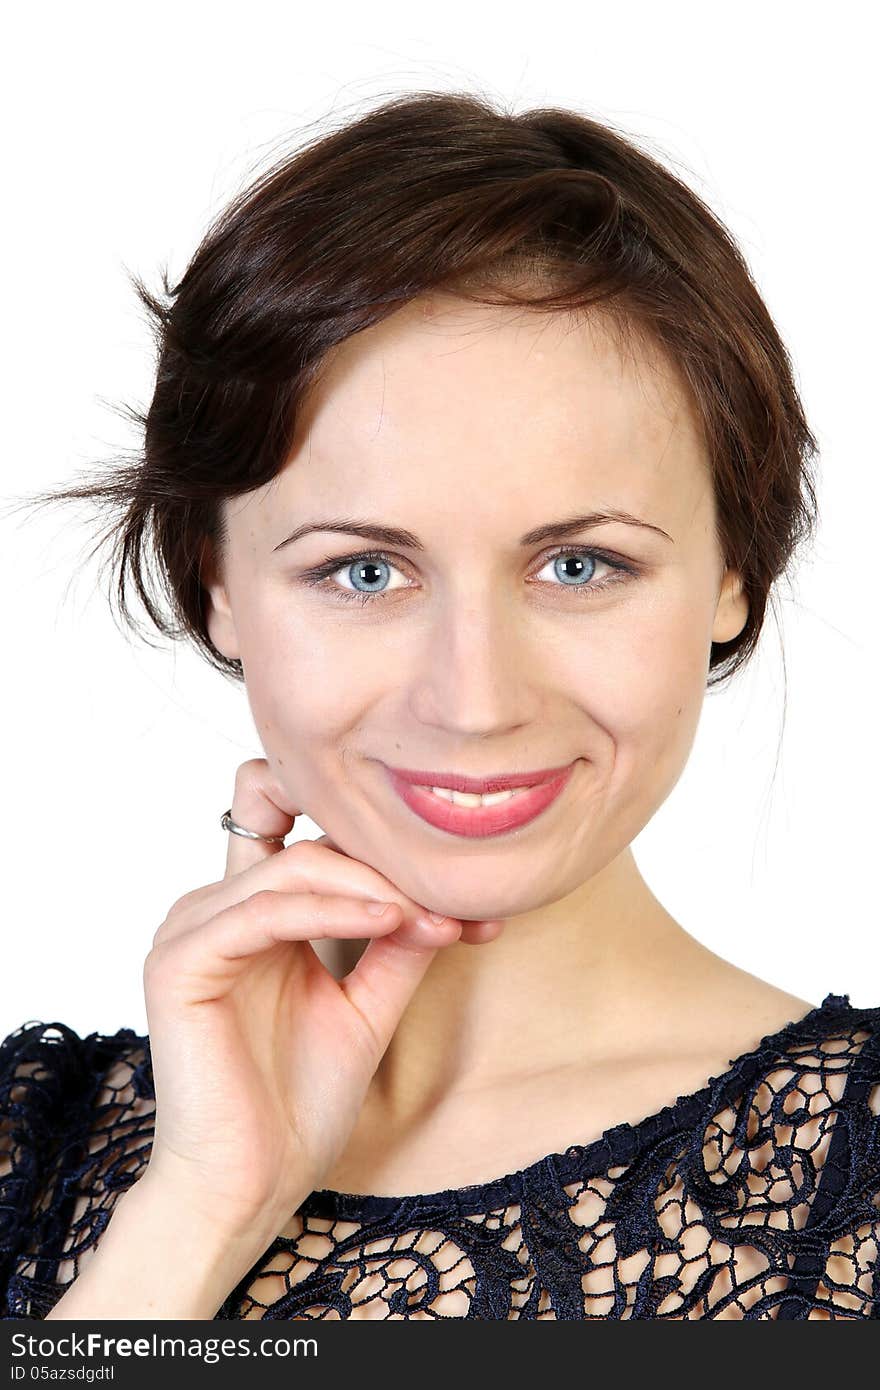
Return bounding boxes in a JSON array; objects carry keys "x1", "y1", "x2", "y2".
[{"x1": 137, "y1": 758, "x2": 504, "y2": 1245}]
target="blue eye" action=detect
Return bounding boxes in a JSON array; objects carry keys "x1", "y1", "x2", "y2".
[
  {"x1": 326, "y1": 555, "x2": 403, "y2": 602},
  {"x1": 535, "y1": 550, "x2": 615, "y2": 589},
  {"x1": 299, "y1": 546, "x2": 637, "y2": 606}
]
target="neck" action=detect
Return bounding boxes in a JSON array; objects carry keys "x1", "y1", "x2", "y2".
[{"x1": 320, "y1": 846, "x2": 716, "y2": 1124}]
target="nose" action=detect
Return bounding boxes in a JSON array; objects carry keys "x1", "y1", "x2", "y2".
[{"x1": 405, "y1": 586, "x2": 541, "y2": 737}]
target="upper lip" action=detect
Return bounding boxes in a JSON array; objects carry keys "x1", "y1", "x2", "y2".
[{"x1": 383, "y1": 761, "x2": 575, "y2": 794}]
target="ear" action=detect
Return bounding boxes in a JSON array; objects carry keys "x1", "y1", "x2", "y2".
[
  {"x1": 712, "y1": 566, "x2": 749, "y2": 644},
  {"x1": 200, "y1": 537, "x2": 241, "y2": 661}
]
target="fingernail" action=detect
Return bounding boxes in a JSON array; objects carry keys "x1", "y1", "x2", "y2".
[
  {"x1": 366, "y1": 901, "x2": 395, "y2": 916},
  {"x1": 414, "y1": 914, "x2": 451, "y2": 936}
]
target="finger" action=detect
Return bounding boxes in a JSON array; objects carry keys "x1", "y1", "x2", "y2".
[
  {"x1": 339, "y1": 920, "x2": 463, "y2": 1060},
  {"x1": 215, "y1": 799, "x2": 502, "y2": 951},
  {"x1": 223, "y1": 758, "x2": 298, "y2": 880},
  {"x1": 458, "y1": 919, "x2": 506, "y2": 945},
  {"x1": 207, "y1": 829, "x2": 505, "y2": 948},
  {"x1": 147, "y1": 890, "x2": 447, "y2": 1002},
  {"x1": 192, "y1": 837, "x2": 450, "y2": 935}
]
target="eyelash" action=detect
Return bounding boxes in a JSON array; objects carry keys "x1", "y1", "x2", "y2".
[{"x1": 298, "y1": 545, "x2": 639, "y2": 606}]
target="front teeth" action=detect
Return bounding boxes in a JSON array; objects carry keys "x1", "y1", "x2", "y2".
[{"x1": 415, "y1": 785, "x2": 531, "y2": 806}]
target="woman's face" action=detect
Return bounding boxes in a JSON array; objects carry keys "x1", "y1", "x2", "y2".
[{"x1": 204, "y1": 294, "x2": 748, "y2": 922}]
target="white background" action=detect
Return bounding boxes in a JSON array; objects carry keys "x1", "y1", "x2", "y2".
[{"x1": 2, "y1": 1, "x2": 876, "y2": 1040}]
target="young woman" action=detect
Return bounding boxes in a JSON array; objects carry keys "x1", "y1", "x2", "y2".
[{"x1": 2, "y1": 91, "x2": 878, "y2": 1322}]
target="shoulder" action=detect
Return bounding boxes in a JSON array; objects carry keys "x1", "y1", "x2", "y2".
[
  {"x1": 1, "y1": 1017, "x2": 150, "y2": 1111},
  {"x1": 1, "y1": 1016, "x2": 151, "y2": 1189},
  {"x1": 746, "y1": 993, "x2": 880, "y2": 1318},
  {"x1": 675, "y1": 964, "x2": 880, "y2": 1094},
  {"x1": 717, "y1": 993, "x2": 880, "y2": 1223},
  {"x1": 1, "y1": 1018, "x2": 153, "y2": 1318},
  {"x1": 665, "y1": 991, "x2": 880, "y2": 1220},
  {"x1": 760, "y1": 990, "x2": 880, "y2": 1071},
  {"x1": 1, "y1": 1017, "x2": 153, "y2": 1158},
  {"x1": 727, "y1": 991, "x2": 880, "y2": 1105}
]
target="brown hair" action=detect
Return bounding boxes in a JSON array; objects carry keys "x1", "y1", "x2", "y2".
[{"x1": 11, "y1": 90, "x2": 819, "y2": 689}]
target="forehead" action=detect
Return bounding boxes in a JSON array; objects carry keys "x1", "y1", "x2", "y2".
[
  {"x1": 232, "y1": 293, "x2": 709, "y2": 536},
  {"x1": 303, "y1": 293, "x2": 695, "y2": 439}
]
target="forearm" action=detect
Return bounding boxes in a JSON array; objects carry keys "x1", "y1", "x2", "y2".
[{"x1": 44, "y1": 1178, "x2": 283, "y2": 1321}]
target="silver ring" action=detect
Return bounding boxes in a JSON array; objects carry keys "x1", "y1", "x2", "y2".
[{"x1": 220, "y1": 808, "x2": 287, "y2": 845}]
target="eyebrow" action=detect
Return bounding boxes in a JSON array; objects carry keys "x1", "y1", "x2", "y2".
[{"x1": 272, "y1": 509, "x2": 674, "y2": 552}]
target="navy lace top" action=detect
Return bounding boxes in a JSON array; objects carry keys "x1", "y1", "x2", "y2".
[{"x1": 2, "y1": 991, "x2": 879, "y2": 1320}]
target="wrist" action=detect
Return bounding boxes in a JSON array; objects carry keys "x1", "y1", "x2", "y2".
[
  {"x1": 118, "y1": 1175, "x2": 281, "y2": 1308},
  {"x1": 48, "y1": 1177, "x2": 280, "y2": 1321},
  {"x1": 131, "y1": 1163, "x2": 302, "y2": 1259}
]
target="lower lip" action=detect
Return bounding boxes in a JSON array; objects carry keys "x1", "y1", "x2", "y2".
[{"x1": 383, "y1": 764, "x2": 576, "y2": 839}]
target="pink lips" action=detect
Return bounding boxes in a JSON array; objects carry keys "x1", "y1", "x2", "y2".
[
  {"x1": 382, "y1": 762, "x2": 576, "y2": 838},
  {"x1": 383, "y1": 763, "x2": 573, "y2": 794}
]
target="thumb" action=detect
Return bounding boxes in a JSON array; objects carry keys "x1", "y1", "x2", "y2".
[
  {"x1": 223, "y1": 758, "x2": 298, "y2": 880},
  {"x1": 339, "y1": 916, "x2": 462, "y2": 1061}
]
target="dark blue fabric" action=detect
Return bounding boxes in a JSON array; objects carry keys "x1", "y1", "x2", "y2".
[{"x1": 2, "y1": 992, "x2": 879, "y2": 1319}]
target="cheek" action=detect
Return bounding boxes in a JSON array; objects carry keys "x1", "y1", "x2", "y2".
[
  {"x1": 240, "y1": 611, "x2": 378, "y2": 756},
  {"x1": 573, "y1": 599, "x2": 710, "y2": 790}
]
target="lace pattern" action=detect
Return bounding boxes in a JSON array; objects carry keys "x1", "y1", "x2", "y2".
[{"x1": 2, "y1": 992, "x2": 879, "y2": 1319}]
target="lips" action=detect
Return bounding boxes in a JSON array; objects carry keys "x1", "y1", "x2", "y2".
[
  {"x1": 382, "y1": 761, "x2": 576, "y2": 839},
  {"x1": 383, "y1": 762, "x2": 574, "y2": 795}
]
